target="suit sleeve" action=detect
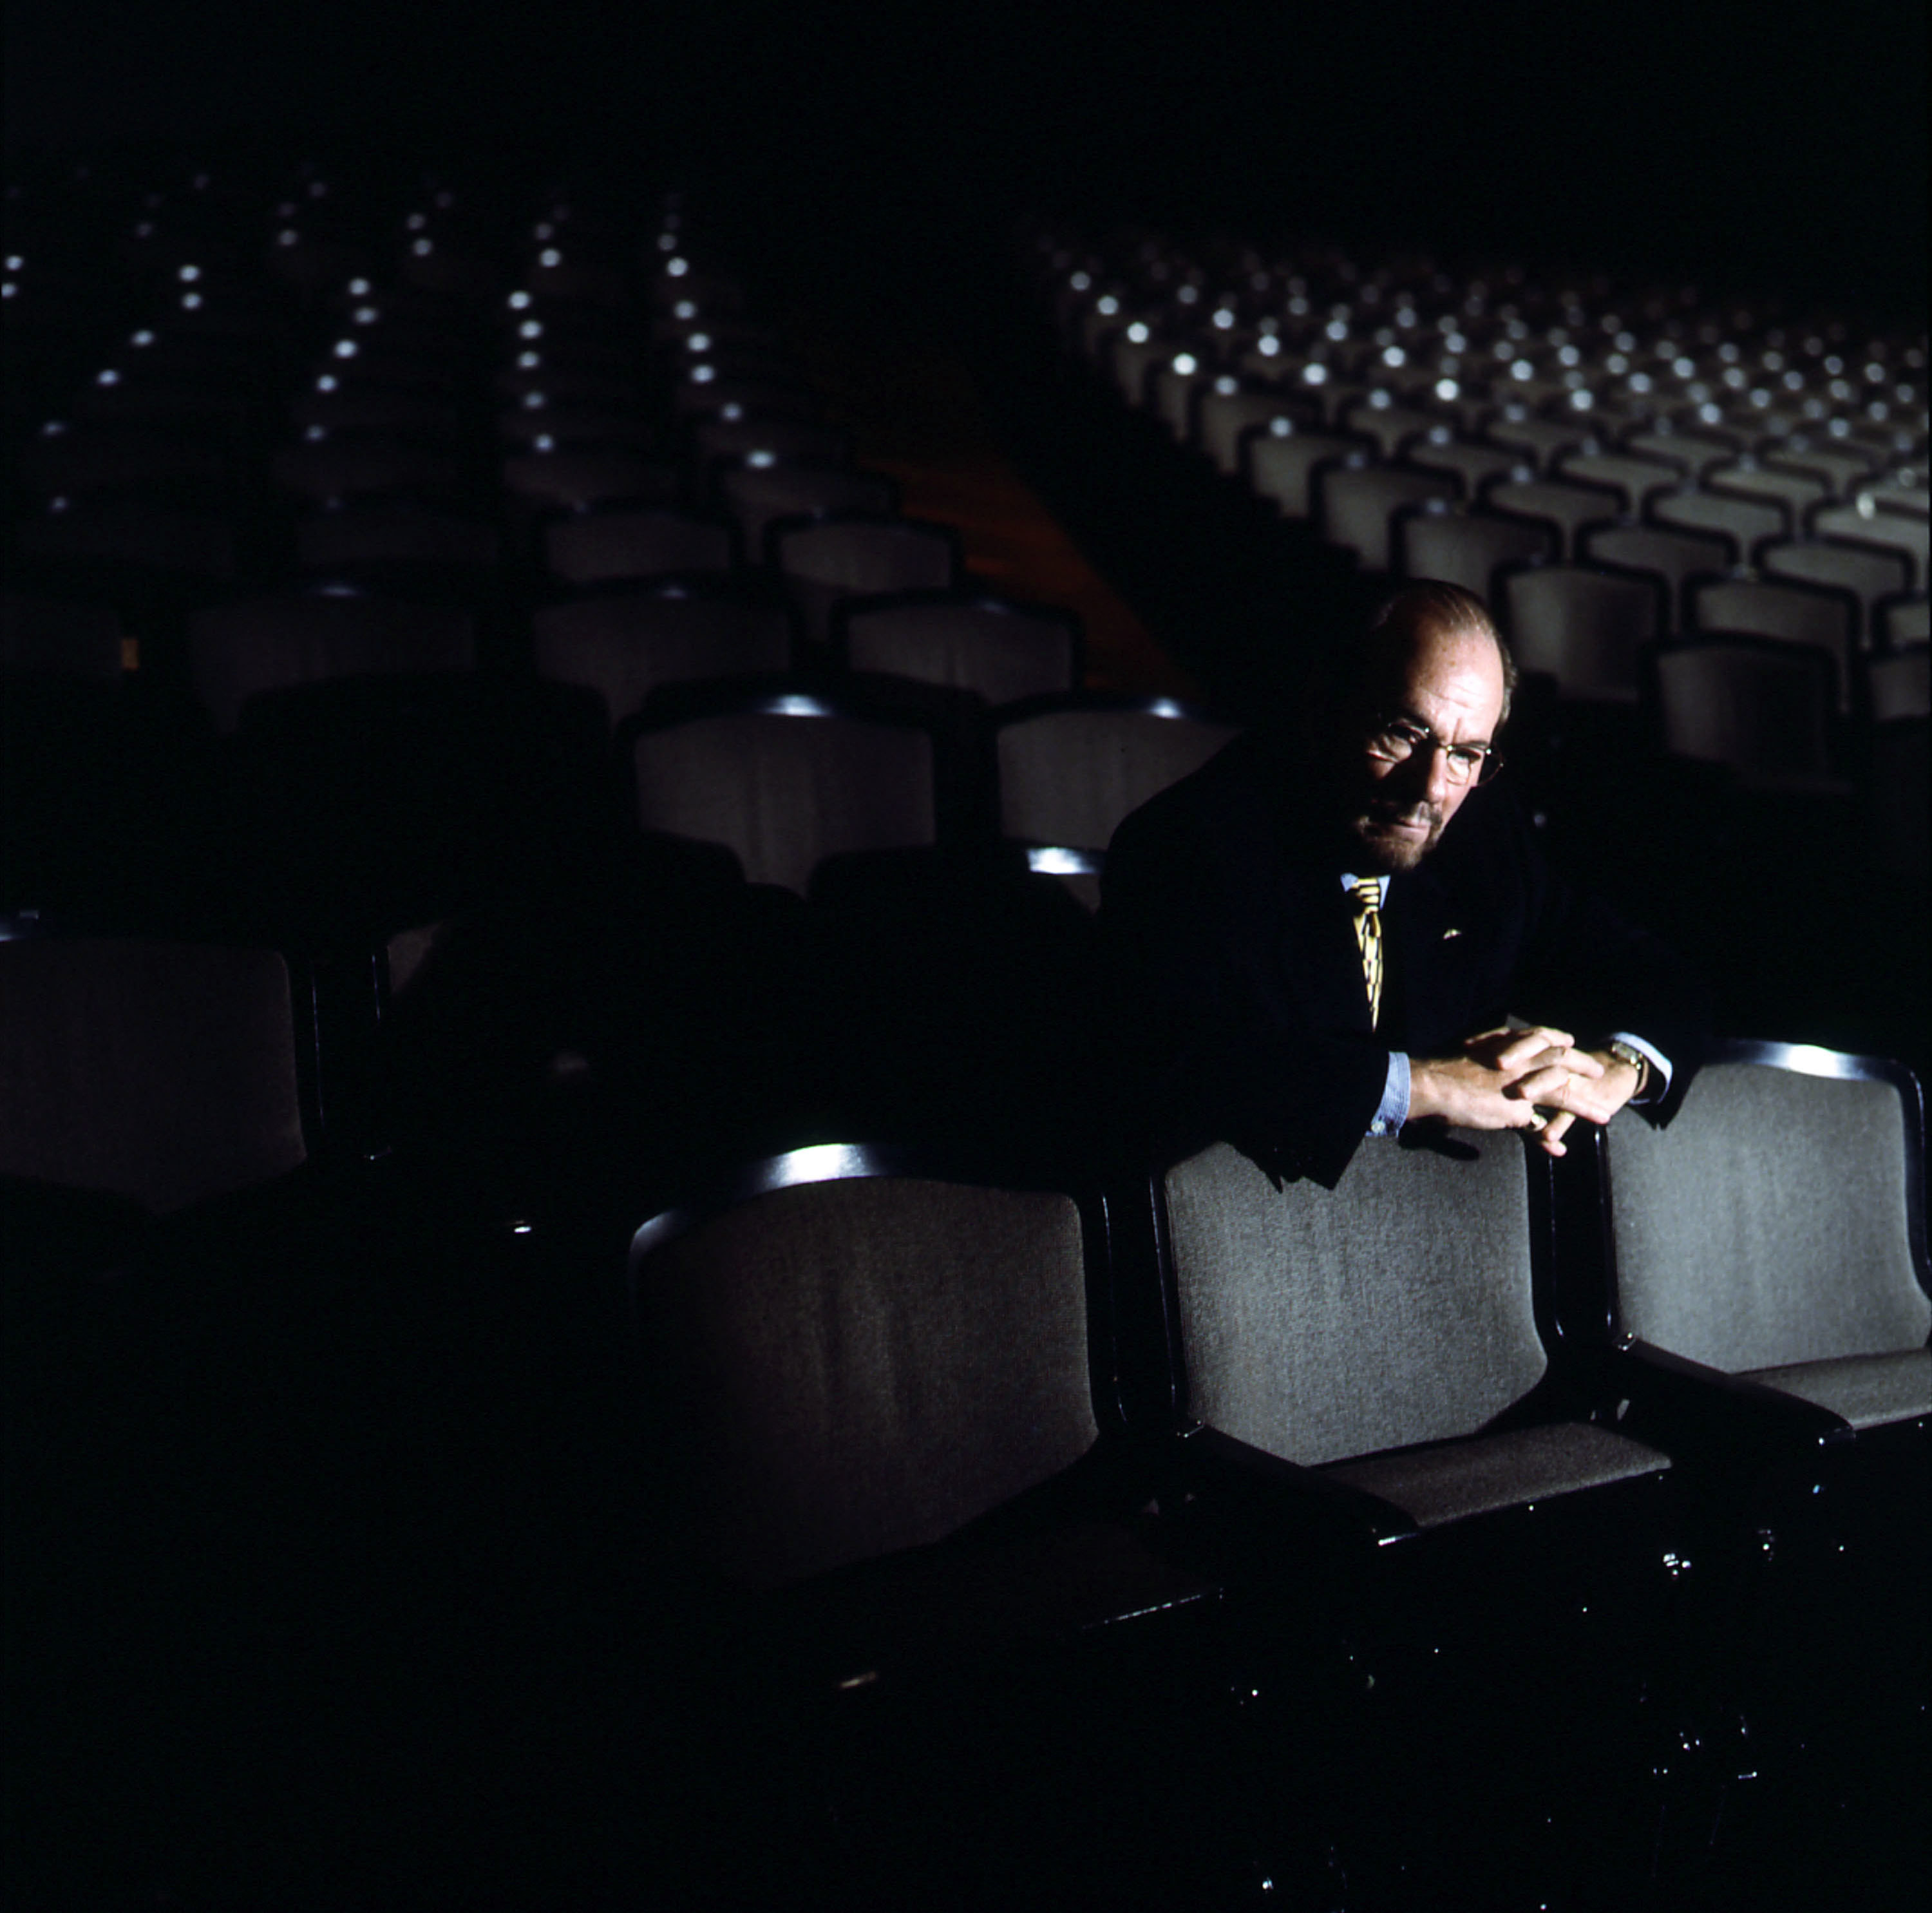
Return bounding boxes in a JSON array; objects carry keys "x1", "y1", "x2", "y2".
[
  {"x1": 1504, "y1": 810, "x2": 1711, "y2": 1127},
  {"x1": 1097, "y1": 796, "x2": 1391, "y2": 1187}
]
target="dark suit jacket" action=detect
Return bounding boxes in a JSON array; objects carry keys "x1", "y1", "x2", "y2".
[{"x1": 1097, "y1": 730, "x2": 1709, "y2": 1188}]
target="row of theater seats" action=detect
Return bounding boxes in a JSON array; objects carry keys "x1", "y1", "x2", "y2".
[
  {"x1": 6, "y1": 169, "x2": 1270, "y2": 1186},
  {"x1": 1032, "y1": 228, "x2": 1929, "y2": 877},
  {"x1": 6, "y1": 916, "x2": 1926, "y2": 1905},
  {"x1": 7, "y1": 155, "x2": 1926, "y2": 1907},
  {"x1": 5, "y1": 168, "x2": 1252, "y2": 924}
]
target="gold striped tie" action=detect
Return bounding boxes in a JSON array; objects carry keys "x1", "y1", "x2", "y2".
[{"x1": 1349, "y1": 877, "x2": 1383, "y2": 1030}]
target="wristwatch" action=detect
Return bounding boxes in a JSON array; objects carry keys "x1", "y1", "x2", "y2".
[{"x1": 1605, "y1": 1040, "x2": 1651, "y2": 1099}]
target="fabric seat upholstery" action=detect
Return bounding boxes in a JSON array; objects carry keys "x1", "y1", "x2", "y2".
[
  {"x1": 1500, "y1": 564, "x2": 1662, "y2": 703},
  {"x1": 188, "y1": 595, "x2": 475, "y2": 734},
  {"x1": 1600, "y1": 1051, "x2": 1931, "y2": 1431},
  {"x1": 996, "y1": 703, "x2": 1239, "y2": 857},
  {"x1": 0, "y1": 937, "x2": 305, "y2": 1213},
  {"x1": 772, "y1": 518, "x2": 959, "y2": 642},
  {"x1": 633, "y1": 1167, "x2": 1100, "y2": 1590},
  {"x1": 1160, "y1": 1137, "x2": 1667, "y2": 1527},
  {"x1": 534, "y1": 593, "x2": 791, "y2": 730},
  {"x1": 631, "y1": 706, "x2": 937, "y2": 895},
  {"x1": 843, "y1": 595, "x2": 1079, "y2": 707}
]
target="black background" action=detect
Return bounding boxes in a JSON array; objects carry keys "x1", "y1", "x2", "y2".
[{"x1": 6, "y1": 0, "x2": 1926, "y2": 323}]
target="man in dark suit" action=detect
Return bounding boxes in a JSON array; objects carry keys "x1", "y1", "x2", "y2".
[{"x1": 1098, "y1": 582, "x2": 1706, "y2": 1187}]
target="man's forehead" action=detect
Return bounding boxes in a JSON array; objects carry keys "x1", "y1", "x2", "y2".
[{"x1": 1369, "y1": 615, "x2": 1504, "y2": 698}]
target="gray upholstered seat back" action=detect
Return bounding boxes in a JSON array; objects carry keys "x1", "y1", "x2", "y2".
[
  {"x1": 845, "y1": 600, "x2": 1077, "y2": 707},
  {"x1": 776, "y1": 520, "x2": 959, "y2": 642},
  {"x1": 1869, "y1": 643, "x2": 1930, "y2": 723},
  {"x1": 1651, "y1": 490, "x2": 1785, "y2": 556},
  {"x1": 0, "y1": 937, "x2": 306, "y2": 1213},
  {"x1": 643, "y1": 1175, "x2": 1099, "y2": 1588},
  {"x1": 187, "y1": 595, "x2": 475, "y2": 733},
  {"x1": 1198, "y1": 391, "x2": 1302, "y2": 477},
  {"x1": 1762, "y1": 540, "x2": 1911, "y2": 621},
  {"x1": 1580, "y1": 524, "x2": 1731, "y2": 630},
  {"x1": 777, "y1": 520, "x2": 958, "y2": 594},
  {"x1": 1320, "y1": 467, "x2": 1456, "y2": 571},
  {"x1": 1654, "y1": 641, "x2": 1837, "y2": 783},
  {"x1": 1809, "y1": 504, "x2": 1927, "y2": 589},
  {"x1": 1399, "y1": 511, "x2": 1553, "y2": 603},
  {"x1": 545, "y1": 509, "x2": 731, "y2": 585},
  {"x1": 1162, "y1": 1137, "x2": 1546, "y2": 1467},
  {"x1": 1485, "y1": 479, "x2": 1623, "y2": 560},
  {"x1": 1603, "y1": 1061, "x2": 1930, "y2": 1373},
  {"x1": 1708, "y1": 465, "x2": 1826, "y2": 534},
  {"x1": 632, "y1": 709, "x2": 936, "y2": 894},
  {"x1": 1502, "y1": 565, "x2": 1659, "y2": 702},
  {"x1": 1690, "y1": 578, "x2": 1853, "y2": 709},
  {"x1": 1246, "y1": 429, "x2": 1354, "y2": 519},
  {"x1": 719, "y1": 466, "x2": 896, "y2": 560},
  {"x1": 533, "y1": 595, "x2": 791, "y2": 729},
  {"x1": 996, "y1": 709, "x2": 1238, "y2": 852}
]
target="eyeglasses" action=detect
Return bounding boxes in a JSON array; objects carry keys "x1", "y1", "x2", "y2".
[{"x1": 1363, "y1": 714, "x2": 1504, "y2": 785}]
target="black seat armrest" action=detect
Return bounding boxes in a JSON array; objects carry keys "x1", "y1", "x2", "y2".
[
  {"x1": 1596, "y1": 1338, "x2": 1851, "y2": 1465},
  {"x1": 1151, "y1": 1423, "x2": 1421, "y2": 1572}
]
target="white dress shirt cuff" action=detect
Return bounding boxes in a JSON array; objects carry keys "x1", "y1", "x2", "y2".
[{"x1": 1368, "y1": 1051, "x2": 1411, "y2": 1136}]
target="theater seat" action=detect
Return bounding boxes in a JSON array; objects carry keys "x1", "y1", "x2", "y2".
[
  {"x1": 717, "y1": 464, "x2": 898, "y2": 564},
  {"x1": 1396, "y1": 504, "x2": 1554, "y2": 602},
  {"x1": 993, "y1": 696, "x2": 1239, "y2": 907},
  {"x1": 1318, "y1": 462, "x2": 1457, "y2": 572},
  {"x1": 187, "y1": 593, "x2": 475, "y2": 734},
  {"x1": 626, "y1": 690, "x2": 942, "y2": 895},
  {"x1": 544, "y1": 508, "x2": 735, "y2": 586},
  {"x1": 1153, "y1": 1136, "x2": 1670, "y2": 1532},
  {"x1": 533, "y1": 587, "x2": 793, "y2": 731},
  {"x1": 1132, "y1": 1127, "x2": 1693, "y2": 1902},
  {"x1": 0, "y1": 933, "x2": 308, "y2": 1215},
  {"x1": 1499, "y1": 562, "x2": 1664, "y2": 704},
  {"x1": 839, "y1": 591, "x2": 1080, "y2": 707},
  {"x1": 1597, "y1": 1043, "x2": 1930, "y2": 1436},
  {"x1": 1687, "y1": 575, "x2": 1856, "y2": 712},
  {"x1": 1652, "y1": 636, "x2": 1846, "y2": 794},
  {"x1": 1579, "y1": 523, "x2": 1732, "y2": 631},
  {"x1": 1483, "y1": 475, "x2": 1625, "y2": 560},
  {"x1": 626, "y1": 1144, "x2": 1218, "y2": 1903},
  {"x1": 772, "y1": 514, "x2": 961, "y2": 643},
  {"x1": 635, "y1": 1148, "x2": 1129, "y2": 1592}
]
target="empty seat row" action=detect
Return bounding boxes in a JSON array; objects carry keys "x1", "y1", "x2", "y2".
[{"x1": 7, "y1": 913, "x2": 1921, "y2": 1902}]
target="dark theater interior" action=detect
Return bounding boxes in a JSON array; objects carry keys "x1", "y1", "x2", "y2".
[{"x1": 4, "y1": 3, "x2": 1927, "y2": 1907}]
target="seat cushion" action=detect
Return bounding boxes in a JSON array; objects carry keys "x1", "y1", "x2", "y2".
[
  {"x1": 1744, "y1": 1349, "x2": 1931, "y2": 1430},
  {"x1": 1322, "y1": 1422, "x2": 1670, "y2": 1530}
]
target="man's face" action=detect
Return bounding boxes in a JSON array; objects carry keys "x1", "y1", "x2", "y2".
[{"x1": 1332, "y1": 618, "x2": 1507, "y2": 874}]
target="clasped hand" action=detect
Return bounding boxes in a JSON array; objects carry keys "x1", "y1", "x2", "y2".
[{"x1": 1407, "y1": 1025, "x2": 1643, "y2": 1156}]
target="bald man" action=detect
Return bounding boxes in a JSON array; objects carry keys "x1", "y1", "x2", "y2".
[{"x1": 1098, "y1": 582, "x2": 1707, "y2": 1187}]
